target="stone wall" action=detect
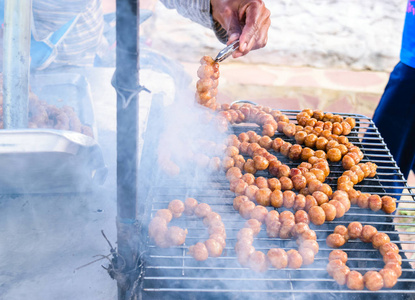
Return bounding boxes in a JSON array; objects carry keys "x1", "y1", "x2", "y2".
[{"x1": 147, "y1": 0, "x2": 407, "y2": 71}]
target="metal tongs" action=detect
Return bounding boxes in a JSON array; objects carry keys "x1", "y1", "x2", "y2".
[{"x1": 214, "y1": 40, "x2": 240, "y2": 63}]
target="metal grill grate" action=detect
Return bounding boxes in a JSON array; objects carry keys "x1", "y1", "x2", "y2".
[{"x1": 138, "y1": 110, "x2": 415, "y2": 299}]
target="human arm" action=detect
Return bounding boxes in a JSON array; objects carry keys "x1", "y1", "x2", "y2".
[{"x1": 160, "y1": 0, "x2": 213, "y2": 31}]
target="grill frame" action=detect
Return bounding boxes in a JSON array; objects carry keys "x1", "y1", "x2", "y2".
[{"x1": 135, "y1": 109, "x2": 415, "y2": 299}]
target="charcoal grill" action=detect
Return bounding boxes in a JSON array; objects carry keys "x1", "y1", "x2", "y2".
[{"x1": 133, "y1": 107, "x2": 415, "y2": 299}]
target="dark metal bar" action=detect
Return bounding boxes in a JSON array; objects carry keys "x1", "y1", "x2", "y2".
[
  {"x1": 2, "y1": 0, "x2": 32, "y2": 128},
  {"x1": 114, "y1": 0, "x2": 140, "y2": 299},
  {"x1": 144, "y1": 265, "x2": 415, "y2": 271},
  {"x1": 142, "y1": 288, "x2": 415, "y2": 294}
]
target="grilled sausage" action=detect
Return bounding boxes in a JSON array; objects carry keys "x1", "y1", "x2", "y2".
[
  {"x1": 168, "y1": 199, "x2": 185, "y2": 218},
  {"x1": 236, "y1": 243, "x2": 255, "y2": 266},
  {"x1": 203, "y1": 211, "x2": 222, "y2": 227},
  {"x1": 383, "y1": 251, "x2": 402, "y2": 265},
  {"x1": 329, "y1": 250, "x2": 348, "y2": 264},
  {"x1": 384, "y1": 262, "x2": 402, "y2": 277},
  {"x1": 333, "y1": 225, "x2": 349, "y2": 241},
  {"x1": 204, "y1": 239, "x2": 223, "y2": 257},
  {"x1": 379, "y1": 242, "x2": 400, "y2": 256},
  {"x1": 382, "y1": 196, "x2": 397, "y2": 214},
  {"x1": 287, "y1": 249, "x2": 303, "y2": 269},
  {"x1": 245, "y1": 218, "x2": 262, "y2": 236},
  {"x1": 268, "y1": 248, "x2": 288, "y2": 269},
  {"x1": 239, "y1": 201, "x2": 256, "y2": 219},
  {"x1": 250, "y1": 205, "x2": 269, "y2": 223},
  {"x1": 326, "y1": 233, "x2": 346, "y2": 248},
  {"x1": 327, "y1": 259, "x2": 344, "y2": 277},
  {"x1": 233, "y1": 195, "x2": 250, "y2": 211},
  {"x1": 372, "y1": 232, "x2": 391, "y2": 249},
  {"x1": 291, "y1": 222, "x2": 310, "y2": 238},
  {"x1": 333, "y1": 265, "x2": 350, "y2": 285},
  {"x1": 266, "y1": 219, "x2": 282, "y2": 238},
  {"x1": 364, "y1": 271, "x2": 384, "y2": 291},
  {"x1": 294, "y1": 209, "x2": 310, "y2": 224},
  {"x1": 155, "y1": 209, "x2": 173, "y2": 223},
  {"x1": 249, "y1": 251, "x2": 269, "y2": 272},
  {"x1": 279, "y1": 219, "x2": 295, "y2": 239},
  {"x1": 347, "y1": 270, "x2": 364, "y2": 290},
  {"x1": 270, "y1": 189, "x2": 284, "y2": 208},
  {"x1": 320, "y1": 203, "x2": 336, "y2": 221},
  {"x1": 299, "y1": 247, "x2": 315, "y2": 265},
  {"x1": 245, "y1": 185, "x2": 260, "y2": 201},
  {"x1": 379, "y1": 268, "x2": 398, "y2": 288},
  {"x1": 167, "y1": 226, "x2": 188, "y2": 246},
  {"x1": 299, "y1": 239, "x2": 319, "y2": 255},
  {"x1": 308, "y1": 206, "x2": 326, "y2": 226},
  {"x1": 282, "y1": 191, "x2": 296, "y2": 209},
  {"x1": 255, "y1": 188, "x2": 272, "y2": 206},
  {"x1": 265, "y1": 210, "x2": 280, "y2": 226},
  {"x1": 184, "y1": 197, "x2": 198, "y2": 216},
  {"x1": 194, "y1": 203, "x2": 212, "y2": 218},
  {"x1": 360, "y1": 225, "x2": 378, "y2": 243},
  {"x1": 189, "y1": 242, "x2": 209, "y2": 261},
  {"x1": 347, "y1": 222, "x2": 363, "y2": 239},
  {"x1": 329, "y1": 200, "x2": 346, "y2": 218}
]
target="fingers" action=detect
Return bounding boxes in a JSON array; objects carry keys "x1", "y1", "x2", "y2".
[
  {"x1": 227, "y1": 19, "x2": 242, "y2": 45},
  {"x1": 229, "y1": 0, "x2": 270, "y2": 57},
  {"x1": 239, "y1": 0, "x2": 271, "y2": 54},
  {"x1": 232, "y1": 50, "x2": 244, "y2": 59},
  {"x1": 244, "y1": 16, "x2": 270, "y2": 52}
]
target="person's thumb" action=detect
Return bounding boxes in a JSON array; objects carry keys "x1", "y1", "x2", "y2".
[{"x1": 226, "y1": 18, "x2": 242, "y2": 45}]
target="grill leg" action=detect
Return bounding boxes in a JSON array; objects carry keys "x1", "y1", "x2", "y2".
[
  {"x1": 3, "y1": 0, "x2": 32, "y2": 128},
  {"x1": 114, "y1": 0, "x2": 141, "y2": 299}
]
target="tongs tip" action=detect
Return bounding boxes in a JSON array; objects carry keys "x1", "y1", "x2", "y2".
[{"x1": 214, "y1": 40, "x2": 240, "y2": 63}]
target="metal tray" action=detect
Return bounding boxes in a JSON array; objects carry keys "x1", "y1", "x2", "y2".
[
  {"x1": 0, "y1": 73, "x2": 107, "y2": 194},
  {"x1": 30, "y1": 72, "x2": 98, "y2": 138}
]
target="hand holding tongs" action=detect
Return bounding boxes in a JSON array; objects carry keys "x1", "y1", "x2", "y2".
[{"x1": 214, "y1": 40, "x2": 240, "y2": 63}]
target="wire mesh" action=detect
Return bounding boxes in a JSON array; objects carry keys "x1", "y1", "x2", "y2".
[{"x1": 138, "y1": 110, "x2": 415, "y2": 299}]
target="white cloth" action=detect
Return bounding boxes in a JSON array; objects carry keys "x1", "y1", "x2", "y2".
[
  {"x1": 32, "y1": 0, "x2": 104, "y2": 68},
  {"x1": 160, "y1": 0, "x2": 227, "y2": 43},
  {"x1": 31, "y1": 0, "x2": 226, "y2": 68}
]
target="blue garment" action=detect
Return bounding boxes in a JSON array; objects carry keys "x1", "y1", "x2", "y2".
[
  {"x1": 373, "y1": 62, "x2": 415, "y2": 181},
  {"x1": 401, "y1": 0, "x2": 415, "y2": 67},
  {"x1": 372, "y1": 1, "x2": 415, "y2": 188}
]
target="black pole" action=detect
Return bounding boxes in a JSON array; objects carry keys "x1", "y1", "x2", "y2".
[{"x1": 115, "y1": 0, "x2": 140, "y2": 299}]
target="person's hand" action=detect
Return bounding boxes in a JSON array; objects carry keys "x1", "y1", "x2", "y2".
[{"x1": 211, "y1": 0, "x2": 271, "y2": 58}]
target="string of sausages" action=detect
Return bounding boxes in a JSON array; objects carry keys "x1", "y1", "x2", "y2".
[
  {"x1": 235, "y1": 210, "x2": 319, "y2": 272},
  {"x1": 219, "y1": 104, "x2": 399, "y2": 285},
  {"x1": 326, "y1": 222, "x2": 402, "y2": 290},
  {"x1": 196, "y1": 56, "x2": 220, "y2": 111},
  {"x1": 149, "y1": 56, "x2": 401, "y2": 290},
  {"x1": 148, "y1": 198, "x2": 226, "y2": 261}
]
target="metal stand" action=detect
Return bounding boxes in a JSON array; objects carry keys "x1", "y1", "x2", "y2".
[
  {"x1": 113, "y1": 0, "x2": 141, "y2": 299},
  {"x1": 2, "y1": 0, "x2": 32, "y2": 128}
]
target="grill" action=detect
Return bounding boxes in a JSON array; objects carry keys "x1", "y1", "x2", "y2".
[{"x1": 135, "y1": 107, "x2": 415, "y2": 299}]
